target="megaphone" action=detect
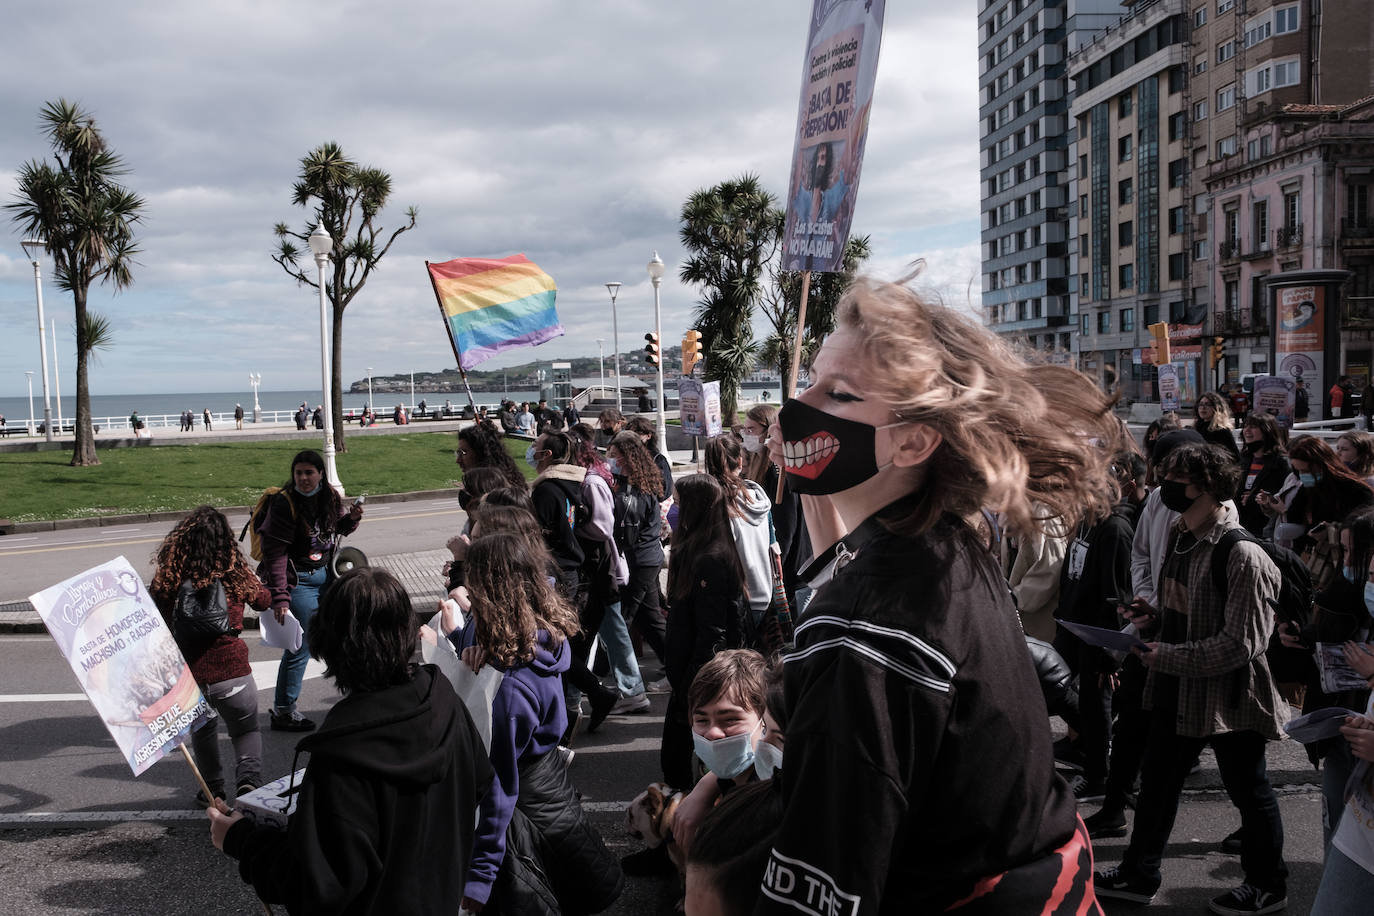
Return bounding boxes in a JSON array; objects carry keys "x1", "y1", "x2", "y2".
[{"x1": 331, "y1": 545, "x2": 369, "y2": 577}]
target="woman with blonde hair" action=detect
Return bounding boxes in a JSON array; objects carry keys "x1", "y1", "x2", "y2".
[
  {"x1": 746, "y1": 273, "x2": 1118, "y2": 912},
  {"x1": 1193, "y1": 391, "x2": 1240, "y2": 462}
]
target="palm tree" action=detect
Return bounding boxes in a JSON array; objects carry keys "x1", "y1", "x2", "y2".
[
  {"x1": 759, "y1": 234, "x2": 872, "y2": 397},
  {"x1": 678, "y1": 175, "x2": 781, "y2": 420},
  {"x1": 8, "y1": 100, "x2": 144, "y2": 466},
  {"x1": 272, "y1": 143, "x2": 416, "y2": 452}
]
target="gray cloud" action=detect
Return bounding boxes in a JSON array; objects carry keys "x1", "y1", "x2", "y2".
[{"x1": 0, "y1": 0, "x2": 979, "y2": 395}]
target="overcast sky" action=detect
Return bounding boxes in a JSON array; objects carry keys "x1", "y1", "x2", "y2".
[{"x1": 0, "y1": 0, "x2": 980, "y2": 397}]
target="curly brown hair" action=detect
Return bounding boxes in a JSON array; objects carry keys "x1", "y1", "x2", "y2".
[
  {"x1": 609, "y1": 430, "x2": 664, "y2": 498},
  {"x1": 464, "y1": 531, "x2": 581, "y2": 669},
  {"x1": 150, "y1": 505, "x2": 263, "y2": 601}
]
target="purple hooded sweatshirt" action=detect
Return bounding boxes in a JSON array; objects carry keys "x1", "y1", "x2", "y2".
[{"x1": 452, "y1": 621, "x2": 570, "y2": 906}]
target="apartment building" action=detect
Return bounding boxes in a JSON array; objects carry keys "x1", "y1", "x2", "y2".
[
  {"x1": 979, "y1": 0, "x2": 1128, "y2": 359},
  {"x1": 1067, "y1": 0, "x2": 1191, "y2": 398}
]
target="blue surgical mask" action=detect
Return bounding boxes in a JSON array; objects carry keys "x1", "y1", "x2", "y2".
[
  {"x1": 525, "y1": 445, "x2": 539, "y2": 469},
  {"x1": 295, "y1": 482, "x2": 322, "y2": 498},
  {"x1": 1299, "y1": 472, "x2": 1319, "y2": 488},
  {"x1": 666, "y1": 502, "x2": 680, "y2": 533},
  {"x1": 753, "y1": 740, "x2": 783, "y2": 779},
  {"x1": 607, "y1": 457, "x2": 622, "y2": 476},
  {"x1": 691, "y1": 722, "x2": 760, "y2": 779},
  {"x1": 1365, "y1": 581, "x2": 1374, "y2": 620}
]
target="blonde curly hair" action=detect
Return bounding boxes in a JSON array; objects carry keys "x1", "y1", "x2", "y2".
[{"x1": 833, "y1": 274, "x2": 1123, "y2": 538}]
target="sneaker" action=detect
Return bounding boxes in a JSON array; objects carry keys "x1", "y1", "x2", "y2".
[
  {"x1": 556, "y1": 746, "x2": 576, "y2": 768},
  {"x1": 1068, "y1": 774, "x2": 1106, "y2": 804},
  {"x1": 235, "y1": 777, "x2": 261, "y2": 799},
  {"x1": 269, "y1": 708, "x2": 316, "y2": 732},
  {"x1": 646, "y1": 677, "x2": 671, "y2": 694},
  {"x1": 1094, "y1": 865, "x2": 1157, "y2": 904},
  {"x1": 194, "y1": 786, "x2": 226, "y2": 809},
  {"x1": 611, "y1": 693, "x2": 651, "y2": 715},
  {"x1": 1220, "y1": 827, "x2": 1243, "y2": 854},
  {"x1": 1207, "y1": 883, "x2": 1286, "y2": 915},
  {"x1": 1083, "y1": 806, "x2": 1128, "y2": 839}
]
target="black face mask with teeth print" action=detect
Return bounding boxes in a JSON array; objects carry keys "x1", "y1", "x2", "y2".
[{"x1": 777, "y1": 398, "x2": 901, "y2": 495}]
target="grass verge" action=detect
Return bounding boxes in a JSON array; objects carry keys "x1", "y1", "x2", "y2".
[{"x1": 0, "y1": 433, "x2": 534, "y2": 523}]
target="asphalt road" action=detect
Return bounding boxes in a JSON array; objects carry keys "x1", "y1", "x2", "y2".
[{"x1": 0, "y1": 497, "x2": 467, "y2": 609}]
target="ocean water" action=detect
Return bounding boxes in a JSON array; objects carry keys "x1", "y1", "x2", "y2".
[{"x1": 0, "y1": 378, "x2": 788, "y2": 428}]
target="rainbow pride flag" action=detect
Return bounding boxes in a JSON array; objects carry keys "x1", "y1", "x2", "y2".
[{"x1": 426, "y1": 254, "x2": 564, "y2": 370}]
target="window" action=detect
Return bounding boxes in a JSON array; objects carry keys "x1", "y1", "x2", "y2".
[
  {"x1": 1081, "y1": 275, "x2": 1090, "y2": 302},
  {"x1": 1217, "y1": 135, "x2": 1237, "y2": 157},
  {"x1": 1078, "y1": 154, "x2": 1088, "y2": 179},
  {"x1": 1119, "y1": 92, "x2": 1133, "y2": 118},
  {"x1": 1217, "y1": 0, "x2": 1235, "y2": 12},
  {"x1": 1119, "y1": 221, "x2": 1134, "y2": 247},
  {"x1": 1217, "y1": 85, "x2": 1236, "y2": 111},
  {"x1": 1082, "y1": 313, "x2": 1091, "y2": 334},
  {"x1": 1168, "y1": 112, "x2": 1186, "y2": 142},
  {"x1": 1119, "y1": 264, "x2": 1134, "y2": 290},
  {"x1": 1274, "y1": 60, "x2": 1300, "y2": 88},
  {"x1": 1194, "y1": 6, "x2": 1207, "y2": 27},
  {"x1": 1169, "y1": 252, "x2": 1187, "y2": 281},
  {"x1": 1284, "y1": 191, "x2": 1300, "y2": 231},
  {"x1": 1168, "y1": 158, "x2": 1186, "y2": 188},
  {"x1": 1193, "y1": 99, "x2": 1208, "y2": 120},
  {"x1": 1120, "y1": 308, "x2": 1135, "y2": 332},
  {"x1": 1119, "y1": 177, "x2": 1134, "y2": 205},
  {"x1": 1195, "y1": 55, "x2": 1208, "y2": 75},
  {"x1": 1119, "y1": 135, "x2": 1133, "y2": 162},
  {"x1": 1080, "y1": 193, "x2": 1088, "y2": 217},
  {"x1": 1216, "y1": 41, "x2": 1235, "y2": 63},
  {"x1": 1348, "y1": 183, "x2": 1370, "y2": 226},
  {"x1": 1253, "y1": 199, "x2": 1269, "y2": 249},
  {"x1": 1194, "y1": 240, "x2": 1209, "y2": 259},
  {"x1": 1225, "y1": 208, "x2": 1240, "y2": 243},
  {"x1": 1098, "y1": 311, "x2": 1112, "y2": 334},
  {"x1": 1145, "y1": 303, "x2": 1160, "y2": 325},
  {"x1": 1169, "y1": 66, "x2": 1186, "y2": 94},
  {"x1": 1225, "y1": 280, "x2": 1239, "y2": 311},
  {"x1": 1245, "y1": 18, "x2": 1271, "y2": 48},
  {"x1": 1274, "y1": 5, "x2": 1299, "y2": 34},
  {"x1": 1170, "y1": 206, "x2": 1187, "y2": 234},
  {"x1": 1253, "y1": 66, "x2": 1271, "y2": 94}
]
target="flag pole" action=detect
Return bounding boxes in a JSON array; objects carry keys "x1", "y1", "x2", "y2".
[
  {"x1": 426, "y1": 261, "x2": 479, "y2": 418},
  {"x1": 778, "y1": 270, "x2": 812, "y2": 501}
]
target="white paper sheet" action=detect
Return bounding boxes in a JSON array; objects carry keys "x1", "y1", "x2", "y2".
[{"x1": 259, "y1": 609, "x2": 303, "y2": 653}]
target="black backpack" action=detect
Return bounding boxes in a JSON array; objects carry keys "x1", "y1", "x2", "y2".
[{"x1": 1208, "y1": 528, "x2": 1314, "y2": 685}]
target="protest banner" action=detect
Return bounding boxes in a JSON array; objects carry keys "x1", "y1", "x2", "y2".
[
  {"x1": 1252, "y1": 375, "x2": 1296, "y2": 427},
  {"x1": 1157, "y1": 363, "x2": 1180, "y2": 413},
  {"x1": 29, "y1": 556, "x2": 211, "y2": 777},
  {"x1": 679, "y1": 378, "x2": 723, "y2": 438},
  {"x1": 1274, "y1": 285, "x2": 1325, "y2": 416},
  {"x1": 782, "y1": 0, "x2": 885, "y2": 274}
]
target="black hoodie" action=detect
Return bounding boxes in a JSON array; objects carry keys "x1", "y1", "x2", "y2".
[{"x1": 223, "y1": 665, "x2": 491, "y2": 915}]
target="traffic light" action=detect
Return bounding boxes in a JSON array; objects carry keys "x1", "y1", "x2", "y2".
[
  {"x1": 1147, "y1": 322, "x2": 1171, "y2": 364},
  {"x1": 644, "y1": 332, "x2": 660, "y2": 368},
  {"x1": 1211, "y1": 336, "x2": 1225, "y2": 363},
  {"x1": 682, "y1": 330, "x2": 702, "y2": 376}
]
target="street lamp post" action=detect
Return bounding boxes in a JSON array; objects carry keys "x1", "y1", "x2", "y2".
[
  {"x1": 308, "y1": 224, "x2": 342, "y2": 490},
  {"x1": 605, "y1": 282, "x2": 622, "y2": 411},
  {"x1": 249, "y1": 373, "x2": 262, "y2": 423},
  {"x1": 51, "y1": 319, "x2": 62, "y2": 431},
  {"x1": 595, "y1": 338, "x2": 605, "y2": 393},
  {"x1": 25, "y1": 371, "x2": 35, "y2": 436},
  {"x1": 21, "y1": 240, "x2": 54, "y2": 442},
  {"x1": 366, "y1": 367, "x2": 373, "y2": 411},
  {"x1": 646, "y1": 252, "x2": 667, "y2": 457}
]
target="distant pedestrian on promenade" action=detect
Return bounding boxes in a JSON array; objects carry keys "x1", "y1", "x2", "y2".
[
  {"x1": 294, "y1": 405, "x2": 307, "y2": 430},
  {"x1": 202, "y1": 408, "x2": 212, "y2": 431},
  {"x1": 149, "y1": 505, "x2": 271, "y2": 804},
  {"x1": 312, "y1": 405, "x2": 324, "y2": 430},
  {"x1": 208, "y1": 567, "x2": 490, "y2": 915},
  {"x1": 254, "y1": 449, "x2": 364, "y2": 732},
  {"x1": 130, "y1": 410, "x2": 144, "y2": 438},
  {"x1": 234, "y1": 404, "x2": 243, "y2": 429}
]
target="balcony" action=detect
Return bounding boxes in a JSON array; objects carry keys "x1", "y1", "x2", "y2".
[
  {"x1": 1219, "y1": 240, "x2": 1241, "y2": 261},
  {"x1": 1242, "y1": 232, "x2": 1273, "y2": 260},
  {"x1": 1343, "y1": 218, "x2": 1374, "y2": 246},
  {"x1": 1345, "y1": 297, "x2": 1374, "y2": 327},
  {"x1": 1215, "y1": 308, "x2": 1268, "y2": 335},
  {"x1": 1276, "y1": 224, "x2": 1304, "y2": 248}
]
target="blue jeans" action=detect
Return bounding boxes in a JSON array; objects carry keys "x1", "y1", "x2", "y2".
[
  {"x1": 273, "y1": 565, "x2": 326, "y2": 713},
  {"x1": 1312, "y1": 846, "x2": 1374, "y2": 915},
  {"x1": 598, "y1": 600, "x2": 645, "y2": 697}
]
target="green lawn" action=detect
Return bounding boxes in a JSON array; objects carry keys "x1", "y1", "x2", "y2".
[{"x1": 0, "y1": 433, "x2": 534, "y2": 523}]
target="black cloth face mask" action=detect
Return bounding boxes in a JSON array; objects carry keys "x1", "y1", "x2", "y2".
[
  {"x1": 1159, "y1": 479, "x2": 1197, "y2": 514},
  {"x1": 777, "y1": 398, "x2": 904, "y2": 495}
]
